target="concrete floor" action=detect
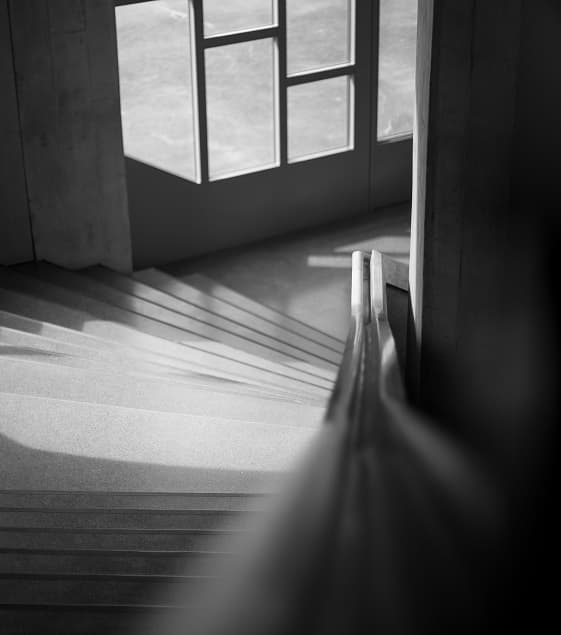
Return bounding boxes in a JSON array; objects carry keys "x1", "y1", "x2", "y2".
[{"x1": 166, "y1": 202, "x2": 411, "y2": 341}]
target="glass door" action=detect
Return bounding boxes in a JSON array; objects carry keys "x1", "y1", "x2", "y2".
[
  {"x1": 115, "y1": 0, "x2": 416, "y2": 267},
  {"x1": 371, "y1": 0, "x2": 417, "y2": 207}
]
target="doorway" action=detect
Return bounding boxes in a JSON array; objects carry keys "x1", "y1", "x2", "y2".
[{"x1": 114, "y1": 0, "x2": 417, "y2": 268}]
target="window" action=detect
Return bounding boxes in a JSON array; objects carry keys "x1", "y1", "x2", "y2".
[
  {"x1": 377, "y1": 0, "x2": 417, "y2": 140},
  {"x1": 116, "y1": 0, "x2": 358, "y2": 182},
  {"x1": 114, "y1": 1, "x2": 418, "y2": 264}
]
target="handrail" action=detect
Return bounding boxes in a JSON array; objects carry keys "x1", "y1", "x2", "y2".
[
  {"x1": 179, "y1": 251, "x2": 501, "y2": 635},
  {"x1": 324, "y1": 251, "x2": 370, "y2": 425}
]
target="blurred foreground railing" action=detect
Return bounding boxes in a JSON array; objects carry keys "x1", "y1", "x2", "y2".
[{"x1": 155, "y1": 251, "x2": 502, "y2": 635}]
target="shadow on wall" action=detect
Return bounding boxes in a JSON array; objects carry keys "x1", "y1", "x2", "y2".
[{"x1": 125, "y1": 155, "x2": 372, "y2": 271}]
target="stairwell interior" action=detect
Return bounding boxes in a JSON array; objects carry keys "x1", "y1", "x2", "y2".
[{"x1": 0, "y1": 209, "x2": 410, "y2": 633}]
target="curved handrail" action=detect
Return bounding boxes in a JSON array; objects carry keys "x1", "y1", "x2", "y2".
[
  {"x1": 179, "y1": 251, "x2": 500, "y2": 635},
  {"x1": 324, "y1": 251, "x2": 370, "y2": 424}
]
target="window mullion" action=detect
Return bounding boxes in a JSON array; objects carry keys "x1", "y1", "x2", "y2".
[
  {"x1": 277, "y1": 0, "x2": 288, "y2": 166},
  {"x1": 191, "y1": 0, "x2": 209, "y2": 183}
]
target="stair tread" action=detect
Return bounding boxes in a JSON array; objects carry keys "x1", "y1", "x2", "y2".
[
  {"x1": 89, "y1": 266, "x2": 340, "y2": 368},
  {"x1": 0, "y1": 392, "x2": 317, "y2": 492},
  {"x1": 0, "y1": 319, "x2": 229, "y2": 384},
  {"x1": 0, "y1": 274, "x2": 328, "y2": 399},
  {"x1": 182, "y1": 272, "x2": 345, "y2": 351},
  {"x1": 0, "y1": 528, "x2": 240, "y2": 551},
  {"x1": 0, "y1": 491, "x2": 269, "y2": 510},
  {"x1": 135, "y1": 269, "x2": 344, "y2": 362},
  {"x1": 0, "y1": 574, "x2": 212, "y2": 605},
  {"x1": 15, "y1": 264, "x2": 336, "y2": 386},
  {"x1": 0, "y1": 548, "x2": 234, "y2": 576},
  {"x1": 0, "y1": 357, "x2": 325, "y2": 424},
  {"x1": 0, "y1": 326, "x2": 315, "y2": 403},
  {"x1": 0, "y1": 606, "x2": 178, "y2": 635}
]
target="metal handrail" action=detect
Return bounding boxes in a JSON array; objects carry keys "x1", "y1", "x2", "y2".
[
  {"x1": 185, "y1": 250, "x2": 500, "y2": 635},
  {"x1": 324, "y1": 251, "x2": 370, "y2": 425}
]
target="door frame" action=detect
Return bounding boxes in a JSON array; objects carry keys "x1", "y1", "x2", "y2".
[{"x1": 114, "y1": 0, "x2": 413, "y2": 268}]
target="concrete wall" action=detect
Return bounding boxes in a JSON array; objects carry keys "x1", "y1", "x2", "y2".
[
  {"x1": 409, "y1": 0, "x2": 523, "y2": 428},
  {"x1": 407, "y1": 0, "x2": 561, "y2": 461},
  {"x1": 7, "y1": 0, "x2": 132, "y2": 271},
  {"x1": 409, "y1": 4, "x2": 560, "y2": 627},
  {"x1": 0, "y1": 0, "x2": 34, "y2": 265},
  {"x1": 410, "y1": 0, "x2": 560, "y2": 437},
  {"x1": 511, "y1": 0, "x2": 561, "y2": 216}
]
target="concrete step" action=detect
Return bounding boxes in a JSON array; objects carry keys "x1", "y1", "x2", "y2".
[
  {"x1": 0, "y1": 329, "x2": 199, "y2": 386},
  {"x1": 0, "y1": 358, "x2": 324, "y2": 425},
  {"x1": 0, "y1": 323, "x2": 315, "y2": 404},
  {"x1": 0, "y1": 392, "x2": 317, "y2": 492},
  {"x1": 0, "y1": 549, "x2": 233, "y2": 576},
  {"x1": 182, "y1": 273, "x2": 345, "y2": 352},
  {"x1": 0, "y1": 317, "x2": 221, "y2": 383},
  {"x1": 0, "y1": 491, "x2": 267, "y2": 511},
  {"x1": 0, "y1": 573, "x2": 210, "y2": 605},
  {"x1": 0, "y1": 509, "x2": 254, "y2": 531},
  {"x1": 0, "y1": 272, "x2": 329, "y2": 399},
  {"x1": 0, "y1": 605, "x2": 178, "y2": 635},
  {"x1": 136, "y1": 269, "x2": 344, "y2": 366},
  {"x1": 0, "y1": 288, "x2": 262, "y2": 389},
  {"x1": 0, "y1": 345, "x2": 290, "y2": 403},
  {"x1": 0, "y1": 310, "x2": 212, "y2": 383},
  {"x1": 17, "y1": 263, "x2": 336, "y2": 385},
  {"x1": 90, "y1": 266, "x2": 340, "y2": 369},
  {"x1": 0, "y1": 528, "x2": 234, "y2": 551},
  {"x1": 0, "y1": 310, "x2": 212, "y2": 386}
]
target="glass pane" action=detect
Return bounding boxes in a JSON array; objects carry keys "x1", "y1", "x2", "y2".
[
  {"x1": 115, "y1": 0, "x2": 198, "y2": 182},
  {"x1": 204, "y1": 0, "x2": 276, "y2": 37},
  {"x1": 287, "y1": 0, "x2": 354, "y2": 75},
  {"x1": 377, "y1": 0, "x2": 418, "y2": 139},
  {"x1": 206, "y1": 39, "x2": 277, "y2": 179},
  {"x1": 288, "y1": 76, "x2": 353, "y2": 162}
]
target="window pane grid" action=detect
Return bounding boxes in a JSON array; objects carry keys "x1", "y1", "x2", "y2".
[
  {"x1": 287, "y1": 74, "x2": 354, "y2": 163},
  {"x1": 194, "y1": 0, "x2": 356, "y2": 181},
  {"x1": 203, "y1": 0, "x2": 278, "y2": 38}
]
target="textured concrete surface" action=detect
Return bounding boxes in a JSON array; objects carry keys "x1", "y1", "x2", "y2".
[
  {"x1": 0, "y1": 280, "x2": 328, "y2": 400},
  {"x1": 168, "y1": 204, "x2": 411, "y2": 341},
  {"x1": 23, "y1": 264, "x2": 338, "y2": 379},
  {"x1": 135, "y1": 268, "x2": 345, "y2": 362},
  {"x1": 108, "y1": 267, "x2": 342, "y2": 364},
  {"x1": 0, "y1": 358, "x2": 324, "y2": 426},
  {"x1": 1, "y1": 316, "x2": 311, "y2": 402},
  {"x1": 0, "y1": 393, "x2": 318, "y2": 493}
]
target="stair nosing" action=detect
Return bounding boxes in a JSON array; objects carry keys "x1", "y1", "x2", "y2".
[
  {"x1": 0, "y1": 572, "x2": 217, "y2": 581},
  {"x1": 0, "y1": 527, "x2": 244, "y2": 535},
  {"x1": 0, "y1": 547, "x2": 234, "y2": 557},
  {"x1": 0, "y1": 602, "x2": 195, "y2": 611},
  {"x1": 0, "y1": 489, "x2": 271, "y2": 497},
  {"x1": 0, "y1": 507, "x2": 253, "y2": 515}
]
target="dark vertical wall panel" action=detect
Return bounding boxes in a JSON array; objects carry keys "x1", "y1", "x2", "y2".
[
  {"x1": 511, "y1": 0, "x2": 561, "y2": 216},
  {"x1": 9, "y1": 0, "x2": 131, "y2": 271},
  {"x1": 408, "y1": 0, "x2": 524, "y2": 435},
  {"x1": 0, "y1": 0, "x2": 34, "y2": 264}
]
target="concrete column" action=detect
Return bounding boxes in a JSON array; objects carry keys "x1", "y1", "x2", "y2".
[
  {"x1": 408, "y1": 0, "x2": 525, "y2": 439},
  {"x1": 9, "y1": 0, "x2": 132, "y2": 271},
  {"x1": 0, "y1": 0, "x2": 34, "y2": 265}
]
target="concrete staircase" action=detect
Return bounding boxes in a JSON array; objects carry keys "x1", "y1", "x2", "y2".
[{"x1": 0, "y1": 263, "x2": 344, "y2": 634}]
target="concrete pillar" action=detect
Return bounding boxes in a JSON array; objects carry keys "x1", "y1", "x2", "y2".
[
  {"x1": 408, "y1": 0, "x2": 525, "y2": 440},
  {"x1": 409, "y1": 6, "x2": 560, "y2": 629},
  {"x1": 0, "y1": 0, "x2": 34, "y2": 265},
  {"x1": 8, "y1": 0, "x2": 132, "y2": 271}
]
